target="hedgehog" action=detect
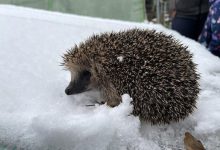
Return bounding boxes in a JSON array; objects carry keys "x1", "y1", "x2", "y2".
[{"x1": 62, "y1": 29, "x2": 200, "y2": 124}]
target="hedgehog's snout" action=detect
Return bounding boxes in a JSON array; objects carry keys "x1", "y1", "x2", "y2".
[
  {"x1": 65, "y1": 70, "x2": 92, "y2": 95},
  {"x1": 65, "y1": 84, "x2": 84, "y2": 95},
  {"x1": 65, "y1": 85, "x2": 74, "y2": 95}
]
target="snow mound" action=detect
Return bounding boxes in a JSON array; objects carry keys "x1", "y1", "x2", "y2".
[
  {"x1": 30, "y1": 94, "x2": 156, "y2": 150},
  {"x1": 0, "y1": 5, "x2": 220, "y2": 150}
]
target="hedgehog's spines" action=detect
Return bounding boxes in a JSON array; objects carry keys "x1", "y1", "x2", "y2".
[{"x1": 62, "y1": 28, "x2": 200, "y2": 124}]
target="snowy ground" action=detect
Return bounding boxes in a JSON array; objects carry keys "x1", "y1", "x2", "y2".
[{"x1": 0, "y1": 5, "x2": 220, "y2": 150}]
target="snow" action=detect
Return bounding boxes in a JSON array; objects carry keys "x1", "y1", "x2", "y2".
[
  {"x1": 117, "y1": 56, "x2": 124, "y2": 62},
  {"x1": 0, "y1": 5, "x2": 220, "y2": 150}
]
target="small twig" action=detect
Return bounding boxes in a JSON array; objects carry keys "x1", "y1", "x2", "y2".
[
  {"x1": 85, "y1": 101, "x2": 105, "y2": 107},
  {"x1": 85, "y1": 104, "x2": 96, "y2": 107}
]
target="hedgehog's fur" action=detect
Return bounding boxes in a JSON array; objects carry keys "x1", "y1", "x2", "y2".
[{"x1": 62, "y1": 29, "x2": 200, "y2": 124}]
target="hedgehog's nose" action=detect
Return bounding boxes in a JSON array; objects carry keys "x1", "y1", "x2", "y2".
[{"x1": 65, "y1": 87, "x2": 72, "y2": 95}]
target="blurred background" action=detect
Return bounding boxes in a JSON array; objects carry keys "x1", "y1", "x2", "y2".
[
  {"x1": 0, "y1": 0, "x2": 172, "y2": 25},
  {"x1": 1, "y1": 0, "x2": 218, "y2": 57}
]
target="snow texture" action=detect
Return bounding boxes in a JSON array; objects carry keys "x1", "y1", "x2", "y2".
[{"x1": 0, "y1": 5, "x2": 220, "y2": 150}]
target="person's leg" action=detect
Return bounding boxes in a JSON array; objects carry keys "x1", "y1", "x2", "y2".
[
  {"x1": 172, "y1": 17, "x2": 197, "y2": 40},
  {"x1": 212, "y1": 50, "x2": 220, "y2": 57},
  {"x1": 196, "y1": 13, "x2": 209, "y2": 40}
]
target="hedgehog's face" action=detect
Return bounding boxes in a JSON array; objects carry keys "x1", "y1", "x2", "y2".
[
  {"x1": 65, "y1": 69, "x2": 93, "y2": 95},
  {"x1": 63, "y1": 46, "x2": 98, "y2": 95}
]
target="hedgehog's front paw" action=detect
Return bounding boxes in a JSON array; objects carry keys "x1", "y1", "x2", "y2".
[
  {"x1": 98, "y1": 101, "x2": 105, "y2": 105},
  {"x1": 107, "y1": 98, "x2": 121, "y2": 107}
]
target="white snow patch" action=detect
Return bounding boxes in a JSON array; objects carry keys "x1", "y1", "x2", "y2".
[
  {"x1": 28, "y1": 94, "x2": 157, "y2": 150},
  {"x1": 0, "y1": 5, "x2": 220, "y2": 150},
  {"x1": 117, "y1": 56, "x2": 124, "y2": 62}
]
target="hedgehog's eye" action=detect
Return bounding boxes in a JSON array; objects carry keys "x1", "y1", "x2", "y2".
[{"x1": 80, "y1": 70, "x2": 91, "y2": 81}]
